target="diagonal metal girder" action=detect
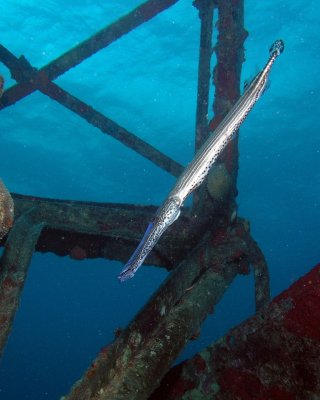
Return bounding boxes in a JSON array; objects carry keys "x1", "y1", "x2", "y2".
[
  {"x1": 0, "y1": 44, "x2": 183, "y2": 177},
  {"x1": 0, "y1": 0, "x2": 179, "y2": 109},
  {"x1": 0, "y1": 0, "x2": 184, "y2": 176}
]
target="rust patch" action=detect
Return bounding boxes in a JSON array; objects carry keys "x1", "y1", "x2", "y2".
[
  {"x1": 0, "y1": 74, "x2": 4, "y2": 97},
  {"x1": 0, "y1": 179, "x2": 14, "y2": 239}
]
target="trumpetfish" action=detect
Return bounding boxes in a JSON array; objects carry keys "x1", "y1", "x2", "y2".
[{"x1": 118, "y1": 39, "x2": 284, "y2": 282}]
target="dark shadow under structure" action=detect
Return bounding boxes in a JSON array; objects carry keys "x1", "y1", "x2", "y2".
[{"x1": 0, "y1": 1, "x2": 270, "y2": 399}]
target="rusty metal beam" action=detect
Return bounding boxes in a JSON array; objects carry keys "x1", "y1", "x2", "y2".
[
  {"x1": 150, "y1": 263, "x2": 320, "y2": 399},
  {"x1": 209, "y1": 0, "x2": 248, "y2": 176},
  {"x1": 2, "y1": 193, "x2": 270, "y2": 315},
  {"x1": 0, "y1": 210, "x2": 45, "y2": 355},
  {"x1": 0, "y1": 179, "x2": 14, "y2": 239},
  {"x1": 0, "y1": 0, "x2": 179, "y2": 110},
  {"x1": 3, "y1": 194, "x2": 200, "y2": 268},
  {"x1": 0, "y1": 2, "x2": 272, "y2": 399},
  {"x1": 59, "y1": 2, "x2": 266, "y2": 397},
  {"x1": 193, "y1": 0, "x2": 215, "y2": 150},
  {"x1": 40, "y1": 80, "x2": 184, "y2": 177},
  {"x1": 192, "y1": 0, "x2": 247, "y2": 219},
  {"x1": 61, "y1": 220, "x2": 255, "y2": 400},
  {"x1": 244, "y1": 229, "x2": 270, "y2": 311},
  {"x1": 0, "y1": 46, "x2": 183, "y2": 177},
  {"x1": 192, "y1": 0, "x2": 215, "y2": 211}
]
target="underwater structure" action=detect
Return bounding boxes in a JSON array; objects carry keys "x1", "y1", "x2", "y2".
[{"x1": 0, "y1": 1, "x2": 319, "y2": 399}]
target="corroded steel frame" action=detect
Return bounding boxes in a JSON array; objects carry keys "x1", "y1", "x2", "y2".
[{"x1": 0, "y1": 1, "x2": 270, "y2": 399}]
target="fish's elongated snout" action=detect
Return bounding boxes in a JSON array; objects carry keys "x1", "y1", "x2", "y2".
[{"x1": 269, "y1": 39, "x2": 284, "y2": 56}]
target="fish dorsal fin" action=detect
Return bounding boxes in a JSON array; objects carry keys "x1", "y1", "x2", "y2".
[
  {"x1": 243, "y1": 65, "x2": 260, "y2": 93},
  {"x1": 243, "y1": 74, "x2": 258, "y2": 92},
  {"x1": 243, "y1": 76, "x2": 253, "y2": 91},
  {"x1": 243, "y1": 72, "x2": 271, "y2": 96},
  {"x1": 263, "y1": 79, "x2": 271, "y2": 95},
  {"x1": 243, "y1": 74, "x2": 256, "y2": 92}
]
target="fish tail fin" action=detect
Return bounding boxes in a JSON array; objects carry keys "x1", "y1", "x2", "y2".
[{"x1": 118, "y1": 266, "x2": 136, "y2": 282}]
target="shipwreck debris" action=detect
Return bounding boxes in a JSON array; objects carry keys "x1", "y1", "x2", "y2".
[
  {"x1": 0, "y1": 1, "x2": 283, "y2": 399},
  {"x1": 61, "y1": 219, "x2": 269, "y2": 400},
  {"x1": 0, "y1": 74, "x2": 4, "y2": 97},
  {"x1": 150, "y1": 263, "x2": 320, "y2": 399},
  {"x1": 0, "y1": 179, "x2": 14, "y2": 240},
  {"x1": 0, "y1": 210, "x2": 44, "y2": 356}
]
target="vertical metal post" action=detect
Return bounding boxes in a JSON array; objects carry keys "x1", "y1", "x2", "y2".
[
  {"x1": 208, "y1": 0, "x2": 248, "y2": 215},
  {"x1": 192, "y1": 0, "x2": 215, "y2": 212},
  {"x1": 193, "y1": 0, "x2": 247, "y2": 225},
  {"x1": 193, "y1": 0, "x2": 215, "y2": 150}
]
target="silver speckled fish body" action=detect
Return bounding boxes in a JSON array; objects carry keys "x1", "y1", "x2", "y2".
[{"x1": 119, "y1": 40, "x2": 284, "y2": 282}]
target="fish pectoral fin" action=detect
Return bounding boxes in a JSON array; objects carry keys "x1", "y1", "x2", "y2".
[{"x1": 171, "y1": 208, "x2": 180, "y2": 223}]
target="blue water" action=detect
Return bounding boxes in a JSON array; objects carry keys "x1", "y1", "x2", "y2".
[{"x1": 0, "y1": 1, "x2": 319, "y2": 399}]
